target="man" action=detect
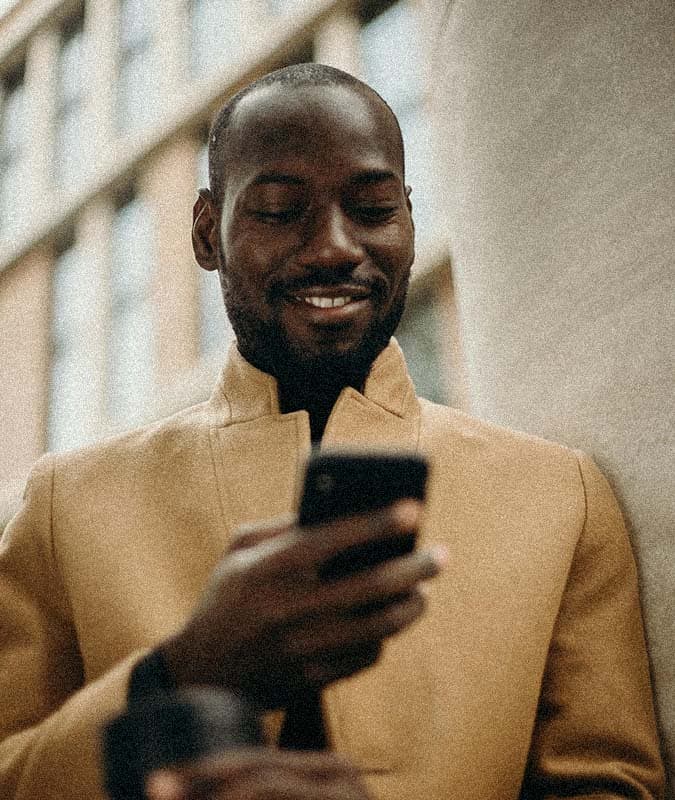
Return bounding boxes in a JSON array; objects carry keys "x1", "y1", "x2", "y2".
[{"x1": 0, "y1": 64, "x2": 664, "y2": 800}]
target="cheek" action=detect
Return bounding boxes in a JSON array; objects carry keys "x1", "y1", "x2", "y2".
[{"x1": 223, "y1": 228, "x2": 292, "y2": 283}]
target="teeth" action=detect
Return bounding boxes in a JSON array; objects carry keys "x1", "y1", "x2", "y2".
[{"x1": 299, "y1": 296, "x2": 352, "y2": 308}]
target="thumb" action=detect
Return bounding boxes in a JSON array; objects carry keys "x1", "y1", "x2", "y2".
[
  {"x1": 228, "y1": 513, "x2": 297, "y2": 552},
  {"x1": 146, "y1": 770, "x2": 186, "y2": 800}
]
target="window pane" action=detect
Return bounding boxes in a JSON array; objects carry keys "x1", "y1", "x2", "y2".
[
  {"x1": 118, "y1": 50, "x2": 155, "y2": 131},
  {"x1": 190, "y1": 0, "x2": 247, "y2": 75},
  {"x1": 0, "y1": 158, "x2": 23, "y2": 231},
  {"x1": 118, "y1": 0, "x2": 154, "y2": 132},
  {"x1": 360, "y1": 2, "x2": 439, "y2": 245},
  {"x1": 199, "y1": 270, "x2": 233, "y2": 355},
  {"x1": 109, "y1": 195, "x2": 156, "y2": 423},
  {"x1": 110, "y1": 197, "x2": 153, "y2": 299},
  {"x1": 266, "y1": 0, "x2": 289, "y2": 12},
  {"x1": 55, "y1": 107, "x2": 83, "y2": 184},
  {"x1": 108, "y1": 300, "x2": 155, "y2": 421},
  {"x1": 48, "y1": 242, "x2": 99, "y2": 452},
  {"x1": 49, "y1": 348, "x2": 97, "y2": 452},
  {"x1": 120, "y1": 0, "x2": 154, "y2": 49},
  {"x1": 396, "y1": 105, "x2": 437, "y2": 244},
  {"x1": 1, "y1": 77, "x2": 26, "y2": 153},
  {"x1": 395, "y1": 285, "x2": 447, "y2": 404},
  {"x1": 196, "y1": 137, "x2": 209, "y2": 187},
  {"x1": 1, "y1": 75, "x2": 26, "y2": 230},
  {"x1": 360, "y1": 2, "x2": 423, "y2": 110},
  {"x1": 59, "y1": 23, "x2": 84, "y2": 105},
  {"x1": 51, "y1": 243, "x2": 97, "y2": 340},
  {"x1": 55, "y1": 21, "x2": 85, "y2": 184}
]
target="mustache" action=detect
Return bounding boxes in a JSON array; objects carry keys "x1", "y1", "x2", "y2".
[{"x1": 267, "y1": 268, "x2": 387, "y2": 301}]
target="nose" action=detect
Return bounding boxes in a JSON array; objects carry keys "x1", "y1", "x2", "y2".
[{"x1": 296, "y1": 205, "x2": 365, "y2": 269}]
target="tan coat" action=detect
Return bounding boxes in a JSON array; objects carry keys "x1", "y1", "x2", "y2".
[{"x1": 0, "y1": 341, "x2": 664, "y2": 799}]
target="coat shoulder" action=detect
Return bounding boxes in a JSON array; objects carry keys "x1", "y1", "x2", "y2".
[
  {"x1": 45, "y1": 400, "x2": 224, "y2": 492},
  {"x1": 418, "y1": 398, "x2": 582, "y2": 479},
  {"x1": 419, "y1": 398, "x2": 575, "y2": 452}
]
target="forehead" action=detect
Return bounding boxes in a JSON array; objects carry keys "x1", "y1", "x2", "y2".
[{"x1": 223, "y1": 83, "x2": 404, "y2": 186}]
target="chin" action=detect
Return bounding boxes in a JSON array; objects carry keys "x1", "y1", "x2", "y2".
[{"x1": 228, "y1": 295, "x2": 406, "y2": 391}]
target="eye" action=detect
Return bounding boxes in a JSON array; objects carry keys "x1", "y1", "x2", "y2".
[
  {"x1": 351, "y1": 204, "x2": 398, "y2": 224},
  {"x1": 252, "y1": 208, "x2": 300, "y2": 225}
]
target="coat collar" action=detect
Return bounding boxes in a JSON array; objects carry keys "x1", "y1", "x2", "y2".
[
  {"x1": 211, "y1": 339, "x2": 416, "y2": 422},
  {"x1": 206, "y1": 338, "x2": 421, "y2": 551}
]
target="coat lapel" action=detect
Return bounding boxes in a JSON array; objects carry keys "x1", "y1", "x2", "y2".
[
  {"x1": 322, "y1": 340, "x2": 421, "y2": 452},
  {"x1": 210, "y1": 414, "x2": 310, "y2": 531},
  {"x1": 207, "y1": 345, "x2": 312, "y2": 533}
]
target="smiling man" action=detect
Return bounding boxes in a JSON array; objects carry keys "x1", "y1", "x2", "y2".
[
  {"x1": 194, "y1": 72, "x2": 415, "y2": 439},
  {"x1": 0, "y1": 65, "x2": 664, "y2": 800}
]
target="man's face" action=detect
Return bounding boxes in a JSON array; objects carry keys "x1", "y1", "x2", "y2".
[{"x1": 213, "y1": 83, "x2": 414, "y2": 389}]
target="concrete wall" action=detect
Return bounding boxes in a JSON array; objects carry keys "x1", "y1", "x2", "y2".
[{"x1": 433, "y1": 0, "x2": 674, "y2": 789}]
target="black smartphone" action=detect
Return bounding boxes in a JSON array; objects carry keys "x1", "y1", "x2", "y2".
[{"x1": 298, "y1": 451, "x2": 428, "y2": 580}]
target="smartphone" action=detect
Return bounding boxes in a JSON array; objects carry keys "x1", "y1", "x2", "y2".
[{"x1": 298, "y1": 451, "x2": 428, "y2": 580}]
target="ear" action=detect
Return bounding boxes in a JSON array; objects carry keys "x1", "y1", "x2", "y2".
[
  {"x1": 405, "y1": 184, "x2": 413, "y2": 214},
  {"x1": 192, "y1": 188, "x2": 220, "y2": 272},
  {"x1": 405, "y1": 185, "x2": 415, "y2": 236}
]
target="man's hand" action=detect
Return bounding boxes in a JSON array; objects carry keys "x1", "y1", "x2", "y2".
[
  {"x1": 145, "y1": 750, "x2": 372, "y2": 800},
  {"x1": 160, "y1": 500, "x2": 444, "y2": 707}
]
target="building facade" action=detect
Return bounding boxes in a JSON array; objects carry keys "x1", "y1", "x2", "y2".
[{"x1": 0, "y1": 0, "x2": 464, "y2": 524}]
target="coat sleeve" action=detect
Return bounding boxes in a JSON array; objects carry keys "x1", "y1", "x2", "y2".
[
  {"x1": 520, "y1": 452, "x2": 665, "y2": 799},
  {"x1": 0, "y1": 455, "x2": 146, "y2": 800}
]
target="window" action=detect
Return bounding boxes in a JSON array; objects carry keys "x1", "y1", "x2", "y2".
[
  {"x1": 55, "y1": 13, "x2": 85, "y2": 185},
  {"x1": 395, "y1": 278, "x2": 448, "y2": 404},
  {"x1": 359, "y1": 0, "x2": 438, "y2": 246},
  {"x1": 195, "y1": 134, "x2": 233, "y2": 356},
  {"x1": 48, "y1": 234, "x2": 100, "y2": 451},
  {"x1": 188, "y1": 0, "x2": 248, "y2": 77},
  {"x1": 108, "y1": 190, "x2": 155, "y2": 423},
  {"x1": 265, "y1": 0, "x2": 289, "y2": 12},
  {"x1": 0, "y1": 66, "x2": 26, "y2": 234},
  {"x1": 117, "y1": 0, "x2": 155, "y2": 131}
]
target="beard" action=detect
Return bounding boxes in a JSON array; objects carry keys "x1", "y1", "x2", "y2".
[{"x1": 220, "y1": 270, "x2": 409, "y2": 400}]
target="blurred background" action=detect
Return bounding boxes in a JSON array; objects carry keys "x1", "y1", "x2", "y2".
[{"x1": 0, "y1": 0, "x2": 463, "y2": 518}]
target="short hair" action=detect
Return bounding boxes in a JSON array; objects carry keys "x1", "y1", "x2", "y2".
[{"x1": 207, "y1": 63, "x2": 404, "y2": 206}]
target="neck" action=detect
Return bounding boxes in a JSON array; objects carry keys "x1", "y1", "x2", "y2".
[{"x1": 278, "y1": 380, "x2": 361, "y2": 443}]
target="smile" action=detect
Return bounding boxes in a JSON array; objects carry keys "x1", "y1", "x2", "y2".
[{"x1": 297, "y1": 296, "x2": 354, "y2": 308}]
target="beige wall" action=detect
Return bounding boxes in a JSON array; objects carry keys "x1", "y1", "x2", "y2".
[{"x1": 434, "y1": 0, "x2": 674, "y2": 788}]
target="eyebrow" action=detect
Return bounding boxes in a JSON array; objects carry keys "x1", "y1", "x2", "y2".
[
  {"x1": 248, "y1": 169, "x2": 400, "y2": 188},
  {"x1": 349, "y1": 170, "x2": 400, "y2": 187},
  {"x1": 250, "y1": 172, "x2": 305, "y2": 187}
]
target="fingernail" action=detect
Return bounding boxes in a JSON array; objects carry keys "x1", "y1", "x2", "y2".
[
  {"x1": 431, "y1": 544, "x2": 449, "y2": 567},
  {"x1": 146, "y1": 771, "x2": 185, "y2": 800},
  {"x1": 394, "y1": 500, "x2": 420, "y2": 527}
]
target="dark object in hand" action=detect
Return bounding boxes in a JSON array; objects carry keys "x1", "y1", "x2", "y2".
[
  {"x1": 299, "y1": 452, "x2": 428, "y2": 580},
  {"x1": 102, "y1": 687, "x2": 262, "y2": 799}
]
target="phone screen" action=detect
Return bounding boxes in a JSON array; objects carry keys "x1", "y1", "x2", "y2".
[{"x1": 299, "y1": 452, "x2": 428, "y2": 580}]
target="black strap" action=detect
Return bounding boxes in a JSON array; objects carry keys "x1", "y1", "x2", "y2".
[
  {"x1": 278, "y1": 689, "x2": 328, "y2": 750},
  {"x1": 127, "y1": 649, "x2": 176, "y2": 705}
]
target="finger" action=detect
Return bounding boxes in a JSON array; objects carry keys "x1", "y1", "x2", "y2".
[
  {"x1": 228, "y1": 514, "x2": 296, "y2": 552},
  {"x1": 211, "y1": 772, "x2": 367, "y2": 800},
  {"x1": 297, "y1": 545, "x2": 445, "y2": 616},
  {"x1": 146, "y1": 771, "x2": 186, "y2": 800},
  {"x1": 300, "y1": 642, "x2": 382, "y2": 687},
  {"x1": 169, "y1": 749, "x2": 357, "y2": 782},
  {"x1": 284, "y1": 500, "x2": 423, "y2": 571},
  {"x1": 288, "y1": 589, "x2": 427, "y2": 661}
]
